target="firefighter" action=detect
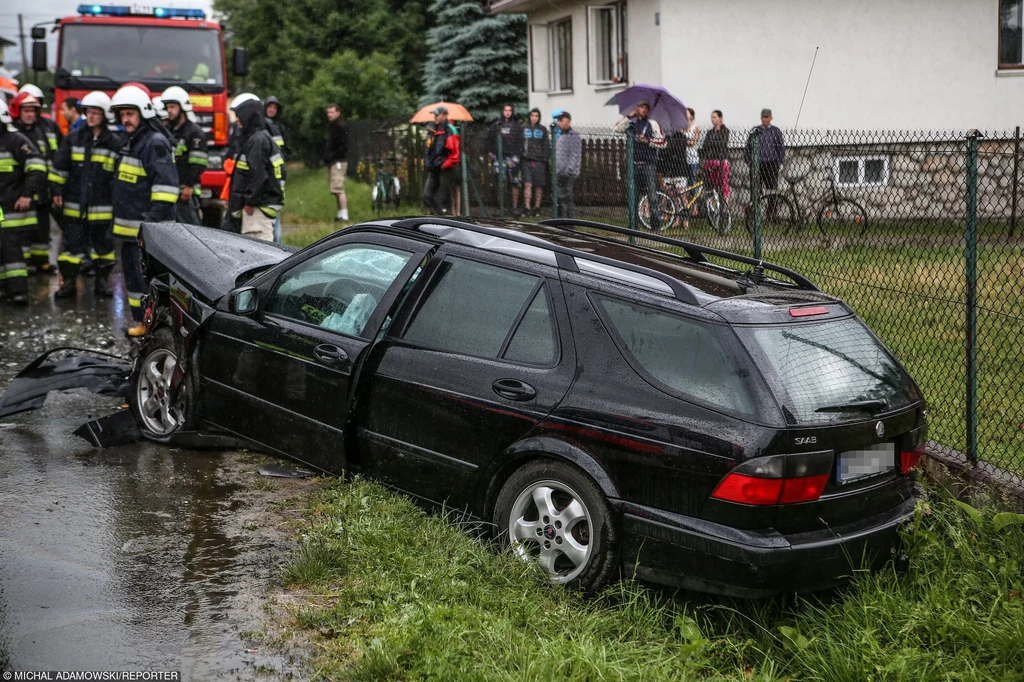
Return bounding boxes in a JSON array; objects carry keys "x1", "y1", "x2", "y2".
[
  {"x1": 161, "y1": 86, "x2": 207, "y2": 225},
  {"x1": 0, "y1": 98, "x2": 47, "y2": 306},
  {"x1": 49, "y1": 91, "x2": 121, "y2": 299},
  {"x1": 18, "y1": 85, "x2": 62, "y2": 154},
  {"x1": 228, "y1": 93, "x2": 284, "y2": 242},
  {"x1": 10, "y1": 91, "x2": 59, "y2": 273},
  {"x1": 109, "y1": 84, "x2": 179, "y2": 336}
]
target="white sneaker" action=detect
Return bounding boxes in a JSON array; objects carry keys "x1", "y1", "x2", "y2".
[{"x1": 340, "y1": 209, "x2": 349, "y2": 221}]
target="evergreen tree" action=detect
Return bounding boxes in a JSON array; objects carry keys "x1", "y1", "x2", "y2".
[{"x1": 420, "y1": 0, "x2": 527, "y2": 122}]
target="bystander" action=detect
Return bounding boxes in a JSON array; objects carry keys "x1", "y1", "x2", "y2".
[
  {"x1": 521, "y1": 108, "x2": 549, "y2": 217},
  {"x1": 323, "y1": 104, "x2": 349, "y2": 223},
  {"x1": 554, "y1": 112, "x2": 580, "y2": 219}
]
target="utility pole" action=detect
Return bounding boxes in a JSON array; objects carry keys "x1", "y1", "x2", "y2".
[{"x1": 18, "y1": 14, "x2": 29, "y2": 74}]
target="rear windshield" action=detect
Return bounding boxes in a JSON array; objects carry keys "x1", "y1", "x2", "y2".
[
  {"x1": 594, "y1": 296, "x2": 771, "y2": 418},
  {"x1": 739, "y1": 318, "x2": 918, "y2": 424}
]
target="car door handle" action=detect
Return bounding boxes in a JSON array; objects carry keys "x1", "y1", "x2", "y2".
[
  {"x1": 314, "y1": 344, "x2": 349, "y2": 366},
  {"x1": 492, "y1": 379, "x2": 537, "y2": 401}
]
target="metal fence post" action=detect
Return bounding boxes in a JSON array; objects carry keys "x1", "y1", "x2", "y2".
[
  {"x1": 750, "y1": 128, "x2": 763, "y2": 260},
  {"x1": 1012, "y1": 125, "x2": 1020, "y2": 237},
  {"x1": 965, "y1": 130, "x2": 981, "y2": 463},
  {"x1": 461, "y1": 122, "x2": 470, "y2": 217},
  {"x1": 627, "y1": 122, "x2": 636, "y2": 242},
  {"x1": 498, "y1": 132, "x2": 505, "y2": 220},
  {"x1": 550, "y1": 123, "x2": 559, "y2": 218}
]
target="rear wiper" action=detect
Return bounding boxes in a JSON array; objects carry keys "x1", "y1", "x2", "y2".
[{"x1": 815, "y1": 399, "x2": 889, "y2": 413}]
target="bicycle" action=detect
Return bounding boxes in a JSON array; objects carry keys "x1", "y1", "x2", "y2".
[
  {"x1": 745, "y1": 173, "x2": 868, "y2": 238},
  {"x1": 370, "y1": 157, "x2": 402, "y2": 215},
  {"x1": 637, "y1": 171, "x2": 731, "y2": 234}
]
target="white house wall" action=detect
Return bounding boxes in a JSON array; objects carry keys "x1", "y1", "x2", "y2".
[{"x1": 525, "y1": 0, "x2": 1022, "y2": 131}]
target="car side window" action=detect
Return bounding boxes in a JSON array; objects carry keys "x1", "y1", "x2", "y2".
[
  {"x1": 595, "y1": 296, "x2": 758, "y2": 415},
  {"x1": 403, "y1": 257, "x2": 541, "y2": 358},
  {"x1": 264, "y1": 244, "x2": 413, "y2": 337},
  {"x1": 503, "y1": 286, "x2": 557, "y2": 365}
]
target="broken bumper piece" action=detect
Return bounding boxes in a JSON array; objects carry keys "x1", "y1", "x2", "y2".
[{"x1": 0, "y1": 347, "x2": 131, "y2": 419}]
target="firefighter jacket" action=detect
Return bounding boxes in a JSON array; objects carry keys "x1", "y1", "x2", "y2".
[
  {"x1": 0, "y1": 128, "x2": 47, "y2": 230},
  {"x1": 49, "y1": 124, "x2": 122, "y2": 225},
  {"x1": 168, "y1": 116, "x2": 208, "y2": 193},
  {"x1": 14, "y1": 119, "x2": 58, "y2": 204},
  {"x1": 111, "y1": 121, "x2": 179, "y2": 241},
  {"x1": 228, "y1": 100, "x2": 284, "y2": 219}
]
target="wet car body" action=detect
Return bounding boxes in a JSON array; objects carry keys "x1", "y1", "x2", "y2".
[{"x1": 133, "y1": 218, "x2": 926, "y2": 597}]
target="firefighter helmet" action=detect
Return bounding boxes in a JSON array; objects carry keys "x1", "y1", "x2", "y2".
[
  {"x1": 151, "y1": 96, "x2": 168, "y2": 120},
  {"x1": 0, "y1": 98, "x2": 12, "y2": 126},
  {"x1": 110, "y1": 85, "x2": 156, "y2": 119},
  {"x1": 160, "y1": 86, "x2": 193, "y2": 111},
  {"x1": 9, "y1": 92, "x2": 41, "y2": 118},
  {"x1": 80, "y1": 90, "x2": 112, "y2": 121},
  {"x1": 18, "y1": 83, "x2": 45, "y2": 104},
  {"x1": 230, "y1": 92, "x2": 260, "y2": 110}
]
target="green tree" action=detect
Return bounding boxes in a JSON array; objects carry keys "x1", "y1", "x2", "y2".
[{"x1": 420, "y1": 0, "x2": 527, "y2": 122}]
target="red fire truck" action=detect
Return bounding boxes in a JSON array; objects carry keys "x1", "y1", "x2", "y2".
[{"x1": 32, "y1": 4, "x2": 248, "y2": 224}]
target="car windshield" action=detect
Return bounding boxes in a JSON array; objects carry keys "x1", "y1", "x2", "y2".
[
  {"x1": 740, "y1": 318, "x2": 918, "y2": 424},
  {"x1": 60, "y1": 24, "x2": 224, "y2": 86}
]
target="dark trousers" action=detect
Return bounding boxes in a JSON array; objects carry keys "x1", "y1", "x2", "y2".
[
  {"x1": 636, "y1": 162, "x2": 660, "y2": 230},
  {"x1": 424, "y1": 168, "x2": 455, "y2": 215},
  {"x1": 1, "y1": 229, "x2": 28, "y2": 297},
  {"x1": 59, "y1": 221, "x2": 114, "y2": 280},
  {"x1": 25, "y1": 205, "x2": 52, "y2": 269},
  {"x1": 176, "y1": 194, "x2": 202, "y2": 225},
  {"x1": 760, "y1": 161, "x2": 782, "y2": 221},
  {"x1": 557, "y1": 174, "x2": 577, "y2": 218},
  {"x1": 121, "y1": 240, "x2": 145, "y2": 322}
]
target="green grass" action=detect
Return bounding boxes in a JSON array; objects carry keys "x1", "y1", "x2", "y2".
[{"x1": 279, "y1": 477, "x2": 1024, "y2": 681}]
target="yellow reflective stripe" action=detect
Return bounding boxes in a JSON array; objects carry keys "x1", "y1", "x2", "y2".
[
  {"x1": 58, "y1": 253, "x2": 84, "y2": 264},
  {"x1": 71, "y1": 153, "x2": 86, "y2": 162},
  {"x1": 0, "y1": 268, "x2": 28, "y2": 279},
  {"x1": 87, "y1": 211, "x2": 113, "y2": 221},
  {"x1": 25, "y1": 163, "x2": 48, "y2": 173},
  {"x1": 113, "y1": 223, "x2": 140, "y2": 237},
  {"x1": 49, "y1": 172, "x2": 68, "y2": 184},
  {"x1": 117, "y1": 163, "x2": 147, "y2": 176},
  {"x1": 1, "y1": 214, "x2": 38, "y2": 228},
  {"x1": 91, "y1": 251, "x2": 116, "y2": 261},
  {"x1": 189, "y1": 156, "x2": 209, "y2": 166},
  {"x1": 128, "y1": 297, "x2": 142, "y2": 308},
  {"x1": 235, "y1": 160, "x2": 250, "y2": 171},
  {"x1": 64, "y1": 206, "x2": 82, "y2": 218},
  {"x1": 258, "y1": 206, "x2": 279, "y2": 218},
  {"x1": 151, "y1": 192, "x2": 179, "y2": 203}
]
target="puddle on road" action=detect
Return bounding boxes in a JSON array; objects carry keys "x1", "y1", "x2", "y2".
[{"x1": 1, "y1": 276, "x2": 310, "y2": 678}]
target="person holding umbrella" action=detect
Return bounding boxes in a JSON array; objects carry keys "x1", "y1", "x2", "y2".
[{"x1": 614, "y1": 100, "x2": 666, "y2": 231}]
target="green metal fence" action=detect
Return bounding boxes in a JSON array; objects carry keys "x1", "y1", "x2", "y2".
[{"x1": 365, "y1": 120, "x2": 1024, "y2": 483}]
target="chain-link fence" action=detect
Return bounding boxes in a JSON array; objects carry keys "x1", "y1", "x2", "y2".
[{"x1": 349, "y1": 120, "x2": 1024, "y2": 483}]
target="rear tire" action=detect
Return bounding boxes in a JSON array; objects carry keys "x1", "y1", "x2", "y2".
[
  {"x1": 130, "y1": 327, "x2": 197, "y2": 439},
  {"x1": 703, "y1": 188, "x2": 731, "y2": 235},
  {"x1": 747, "y1": 194, "x2": 797, "y2": 247},
  {"x1": 817, "y1": 198, "x2": 868, "y2": 237},
  {"x1": 637, "y1": 191, "x2": 678, "y2": 232},
  {"x1": 494, "y1": 459, "x2": 618, "y2": 594}
]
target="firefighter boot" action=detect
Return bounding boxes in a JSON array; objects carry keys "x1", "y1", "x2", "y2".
[
  {"x1": 94, "y1": 262, "x2": 114, "y2": 297},
  {"x1": 54, "y1": 258, "x2": 79, "y2": 299}
]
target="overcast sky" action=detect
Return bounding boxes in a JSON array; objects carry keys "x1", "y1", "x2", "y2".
[{"x1": 2, "y1": 0, "x2": 217, "y2": 71}]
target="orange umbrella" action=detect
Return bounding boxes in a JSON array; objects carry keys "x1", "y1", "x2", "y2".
[{"x1": 410, "y1": 101, "x2": 473, "y2": 123}]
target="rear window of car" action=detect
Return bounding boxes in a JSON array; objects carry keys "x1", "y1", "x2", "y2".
[
  {"x1": 594, "y1": 296, "x2": 766, "y2": 417},
  {"x1": 739, "y1": 318, "x2": 918, "y2": 424}
]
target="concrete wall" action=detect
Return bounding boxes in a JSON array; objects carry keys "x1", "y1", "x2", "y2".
[{"x1": 523, "y1": 0, "x2": 1022, "y2": 132}]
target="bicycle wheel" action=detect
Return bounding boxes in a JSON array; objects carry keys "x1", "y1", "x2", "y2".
[
  {"x1": 747, "y1": 194, "x2": 797, "y2": 244},
  {"x1": 372, "y1": 181, "x2": 385, "y2": 215},
  {"x1": 638, "y1": 192, "x2": 678, "y2": 232},
  {"x1": 702, "y1": 189, "x2": 732, "y2": 235},
  {"x1": 817, "y1": 198, "x2": 868, "y2": 237}
]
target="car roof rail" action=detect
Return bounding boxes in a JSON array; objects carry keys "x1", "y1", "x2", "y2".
[
  {"x1": 388, "y1": 216, "x2": 704, "y2": 305},
  {"x1": 538, "y1": 218, "x2": 819, "y2": 291}
]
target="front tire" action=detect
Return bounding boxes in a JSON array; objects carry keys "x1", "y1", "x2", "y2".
[
  {"x1": 494, "y1": 459, "x2": 618, "y2": 594},
  {"x1": 131, "y1": 327, "x2": 196, "y2": 438}
]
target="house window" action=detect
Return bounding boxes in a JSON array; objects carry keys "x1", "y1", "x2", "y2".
[
  {"x1": 530, "y1": 18, "x2": 573, "y2": 93},
  {"x1": 1000, "y1": 0, "x2": 1024, "y2": 67},
  {"x1": 588, "y1": 3, "x2": 628, "y2": 85},
  {"x1": 834, "y1": 157, "x2": 889, "y2": 188}
]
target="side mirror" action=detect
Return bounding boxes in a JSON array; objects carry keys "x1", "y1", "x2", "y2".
[
  {"x1": 232, "y1": 47, "x2": 249, "y2": 77},
  {"x1": 228, "y1": 286, "x2": 258, "y2": 314},
  {"x1": 31, "y1": 26, "x2": 46, "y2": 40},
  {"x1": 32, "y1": 41, "x2": 47, "y2": 72}
]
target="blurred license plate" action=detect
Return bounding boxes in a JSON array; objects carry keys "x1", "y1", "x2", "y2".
[{"x1": 837, "y1": 443, "x2": 895, "y2": 485}]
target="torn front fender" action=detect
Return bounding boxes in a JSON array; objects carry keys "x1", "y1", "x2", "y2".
[{"x1": 0, "y1": 348, "x2": 131, "y2": 419}]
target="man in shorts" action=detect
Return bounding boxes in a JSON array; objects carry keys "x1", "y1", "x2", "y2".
[{"x1": 324, "y1": 103, "x2": 349, "y2": 222}]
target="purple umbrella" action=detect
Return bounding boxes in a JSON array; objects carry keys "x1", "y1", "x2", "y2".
[{"x1": 606, "y1": 84, "x2": 688, "y2": 132}]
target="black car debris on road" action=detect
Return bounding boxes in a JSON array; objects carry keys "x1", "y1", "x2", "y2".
[{"x1": 2, "y1": 216, "x2": 927, "y2": 597}]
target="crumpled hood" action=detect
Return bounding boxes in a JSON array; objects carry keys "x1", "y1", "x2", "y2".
[
  {"x1": 141, "y1": 222, "x2": 295, "y2": 303},
  {"x1": 235, "y1": 99, "x2": 268, "y2": 139}
]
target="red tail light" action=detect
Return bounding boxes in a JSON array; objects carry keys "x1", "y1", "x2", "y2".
[
  {"x1": 789, "y1": 306, "x2": 829, "y2": 317},
  {"x1": 899, "y1": 448, "x2": 924, "y2": 475},
  {"x1": 712, "y1": 472, "x2": 829, "y2": 506}
]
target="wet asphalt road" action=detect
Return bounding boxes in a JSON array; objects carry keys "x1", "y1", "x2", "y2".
[{"x1": 0, "y1": 272, "x2": 309, "y2": 678}]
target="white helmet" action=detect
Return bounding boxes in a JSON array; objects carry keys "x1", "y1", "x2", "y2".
[
  {"x1": 161, "y1": 86, "x2": 193, "y2": 112},
  {"x1": 110, "y1": 84, "x2": 156, "y2": 119},
  {"x1": 80, "y1": 90, "x2": 112, "y2": 120},
  {"x1": 0, "y1": 98, "x2": 11, "y2": 126},
  {"x1": 18, "y1": 83, "x2": 44, "y2": 104},
  {"x1": 230, "y1": 92, "x2": 260, "y2": 110},
  {"x1": 151, "y1": 95, "x2": 168, "y2": 120}
]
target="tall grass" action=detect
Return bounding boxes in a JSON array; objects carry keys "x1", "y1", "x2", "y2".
[{"x1": 282, "y1": 478, "x2": 1024, "y2": 681}]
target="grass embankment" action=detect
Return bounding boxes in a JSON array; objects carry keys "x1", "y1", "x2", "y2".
[{"x1": 275, "y1": 479, "x2": 1024, "y2": 680}]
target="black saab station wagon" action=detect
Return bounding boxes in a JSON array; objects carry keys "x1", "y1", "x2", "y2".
[{"x1": 133, "y1": 217, "x2": 925, "y2": 596}]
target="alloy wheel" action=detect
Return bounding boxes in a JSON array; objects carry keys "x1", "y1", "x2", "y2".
[
  {"x1": 508, "y1": 479, "x2": 593, "y2": 583},
  {"x1": 136, "y1": 349, "x2": 185, "y2": 436}
]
